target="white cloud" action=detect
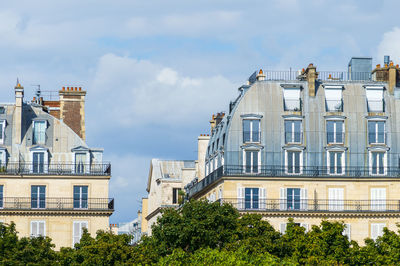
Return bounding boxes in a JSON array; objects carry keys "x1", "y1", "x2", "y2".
[
  {"x1": 89, "y1": 53, "x2": 237, "y2": 128},
  {"x1": 377, "y1": 27, "x2": 400, "y2": 64}
]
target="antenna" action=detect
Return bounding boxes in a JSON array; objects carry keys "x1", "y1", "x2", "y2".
[{"x1": 32, "y1": 84, "x2": 41, "y2": 98}]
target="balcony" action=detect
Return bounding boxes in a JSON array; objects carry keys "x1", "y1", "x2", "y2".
[
  {"x1": 219, "y1": 198, "x2": 399, "y2": 213},
  {"x1": 0, "y1": 162, "x2": 111, "y2": 176},
  {"x1": 188, "y1": 165, "x2": 400, "y2": 198},
  {"x1": 0, "y1": 197, "x2": 114, "y2": 211},
  {"x1": 253, "y1": 70, "x2": 374, "y2": 82}
]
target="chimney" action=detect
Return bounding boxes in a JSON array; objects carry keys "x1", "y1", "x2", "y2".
[
  {"x1": 304, "y1": 64, "x2": 318, "y2": 97},
  {"x1": 209, "y1": 112, "x2": 225, "y2": 131},
  {"x1": 372, "y1": 58, "x2": 400, "y2": 95},
  {"x1": 14, "y1": 80, "x2": 24, "y2": 144},
  {"x1": 256, "y1": 69, "x2": 266, "y2": 81},
  {"x1": 59, "y1": 87, "x2": 86, "y2": 140},
  {"x1": 197, "y1": 134, "x2": 210, "y2": 181}
]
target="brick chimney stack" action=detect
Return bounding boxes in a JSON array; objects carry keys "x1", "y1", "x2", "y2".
[
  {"x1": 14, "y1": 80, "x2": 24, "y2": 144},
  {"x1": 59, "y1": 87, "x2": 86, "y2": 140}
]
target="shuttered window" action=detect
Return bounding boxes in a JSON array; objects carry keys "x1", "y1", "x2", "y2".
[
  {"x1": 371, "y1": 188, "x2": 386, "y2": 211},
  {"x1": 343, "y1": 224, "x2": 351, "y2": 240},
  {"x1": 328, "y1": 188, "x2": 344, "y2": 211},
  {"x1": 371, "y1": 223, "x2": 385, "y2": 240},
  {"x1": 280, "y1": 188, "x2": 307, "y2": 210},
  {"x1": 30, "y1": 221, "x2": 45, "y2": 237},
  {"x1": 73, "y1": 221, "x2": 88, "y2": 246}
]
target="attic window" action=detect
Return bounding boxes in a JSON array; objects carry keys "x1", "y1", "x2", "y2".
[
  {"x1": 365, "y1": 86, "x2": 384, "y2": 112},
  {"x1": 325, "y1": 85, "x2": 343, "y2": 112},
  {"x1": 283, "y1": 87, "x2": 301, "y2": 111},
  {"x1": 0, "y1": 107, "x2": 4, "y2": 114}
]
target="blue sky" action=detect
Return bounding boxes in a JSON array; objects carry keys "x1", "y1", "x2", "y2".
[{"x1": 0, "y1": 0, "x2": 399, "y2": 222}]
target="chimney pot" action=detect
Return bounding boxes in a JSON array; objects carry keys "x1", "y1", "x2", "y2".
[
  {"x1": 62, "y1": 87, "x2": 65, "y2": 91},
  {"x1": 385, "y1": 64, "x2": 388, "y2": 68},
  {"x1": 79, "y1": 87, "x2": 82, "y2": 91},
  {"x1": 390, "y1": 61, "x2": 394, "y2": 67},
  {"x1": 376, "y1": 64, "x2": 381, "y2": 68}
]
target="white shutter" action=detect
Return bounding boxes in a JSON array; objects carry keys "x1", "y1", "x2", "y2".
[
  {"x1": 31, "y1": 221, "x2": 38, "y2": 237},
  {"x1": 371, "y1": 223, "x2": 378, "y2": 240},
  {"x1": 300, "y1": 223, "x2": 309, "y2": 232},
  {"x1": 73, "y1": 222, "x2": 81, "y2": 246},
  {"x1": 301, "y1": 188, "x2": 308, "y2": 210},
  {"x1": 343, "y1": 223, "x2": 351, "y2": 240},
  {"x1": 38, "y1": 221, "x2": 45, "y2": 236},
  {"x1": 259, "y1": 188, "x2": 266, "y2": 210},
  {"x1": 329, "y1": 188, "x2": 344, "y2": 211},
  {"x1": 237, "y1": 187, "x2": 244, "y2": 209},
  {"x1": 280, "y1": 188, "x2": 287, "y2": 210},
  {"x1": 371, "y1": 188, "x2": 386, "y2": 211},
  {"x1": 280, "y1": 223, "x2": 287, "y2": 234}
]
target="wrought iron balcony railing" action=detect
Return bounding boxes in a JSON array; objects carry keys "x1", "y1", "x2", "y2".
[
  {"x1": 187, "y1": 165, "x2": 400, "y2": 198},
  {"x1": 219, "y1": 198, "x2": 399, "y2": 213},
  {"x1": 0, "y1": 162, "x2": 111, "y2": 176},
  {"x1": 0, "y1": 197, "x2": 114, "y2": 211}
]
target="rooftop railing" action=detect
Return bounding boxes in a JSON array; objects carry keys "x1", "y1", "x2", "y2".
[
  {"x1": 188, "y1": 165, "x2": 400, "y2": 198},
  {"x1": 255, "y1": 71, "x2": 374, "y2": 82},
  {"x1": 220, "y1": 198, "x2": 399, "y2": 213},
  {"x1": 0, "y1": 197, "x2": 114, "y2": 211},
  {"x1": 0, "y1": 162, "x2": 111, "y2": 176}
]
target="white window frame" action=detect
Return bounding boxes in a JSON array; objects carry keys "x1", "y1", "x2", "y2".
[
  {"x1": 370, "y1": 188, "x2": 386, "y2": 211},
  {"x1": 324, "y1": 85, "x2": 343, "y2": 112},
  {"x1": 283, "y1": 87, "x2": 301, "y2": 111},
  {"x1": 280, "y1": 187, "x2": 308, "y2": 210},
  {"x1": 30, "y1": 220, "x2": 46, "y2": 237},
  {"x1": 371, "y1": 223, "x2": 385, "y2": 240},
  {"x1": 368, "y1": 120, "x2": 386, "y2": 144},
  {"x1": 326, "y1": 119, "x2": 344, "y2": 144},
  {"x1": 284, "y1": 119, "x2": 302, "y2": 144},
  {"x1": 0, "y1": 120, "x2": 5, "y2": 145},
  {"x1": 327, "y1": 150, "x2": 345, "y2": 175},
  {"x1": 328, "y1": 188, "x2": 344, "y2": 211},
  {"x1": 343, "y1": 223, "x2": 351, "y2": 240},
  {"x1": 285, "y1": 150, "x2": 303, "y2": 175},
  {"x1": 32, "y1": 120, "x2": 47, "y2": 145},
  {"x1": 73, "y1": 221, "x2": 88, "y2": 247},
  {"x1": 30, "y1": 150, "x2": 48, "y2": 174},
  {"x1": 365, "y1": 86, "x2": 384, "y2": 112},
  {"x1": 242, "y1": 119, "x2": 261, "y2": 143},
  {"x1": 369, "y1": 151, "x2": 387, "y2": 175},
  {"x1": 242, "y1": 149, "x2": 261, "y2": 174}
]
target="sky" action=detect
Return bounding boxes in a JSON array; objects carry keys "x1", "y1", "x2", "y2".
[{"x1": 0, "y1": 0, "x2": 400, "y2": 222}]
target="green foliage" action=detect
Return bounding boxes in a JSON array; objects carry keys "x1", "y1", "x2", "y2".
[{"x1": 3, "y1": 201, "x2": 400, "y2": 264}]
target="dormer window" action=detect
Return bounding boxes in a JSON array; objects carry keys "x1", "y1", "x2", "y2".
[
  {"x1": 30, "y1": 146, "x2": 48, "y2": 174},
  {"x1": 243, "y1": 119, "x2": 260, "y2": 143},
  {"x1": 365, "y1": 86, "x2": 384, "y2": 112},
  {"x1": 0, "y1": 120, "x2": 5, "y2": 144},
  {"x1": 33, "y1": 120, "x2": 47, "y2": 145},
  {"x1": 324, "y1": 85, "x2": 343, "y2": 112},
  {"x1": 283, "y1": 87, "x2": 301, "y2": 111}
]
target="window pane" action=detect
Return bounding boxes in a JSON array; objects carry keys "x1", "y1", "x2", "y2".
[
  {"x1": 372, "y1": 152, "x2": 377, "y2": 174},
  {"x1": 329, "y1": 152, "x2": 335, "y2": 174},
  {"x1": 245, "y1": 151, "x2": 251, "y2": 173},
  {"x1": 285, "y1": 121, "x2": 292, "y2": 143},
  {"x1": 378, "y1": 153, "x2": 384, "y2": 174},
  {"x1": 368, "y1": 122, "x2": 376, "y2": 144},
  {"x1": 252, "y1": 120, "x2": 260, "y2": 142},
  {"x1": 337, "y1": 152, "x2": 342, "y2": 174},
  {"x1": 294, "y1": 152, "x2": 300, "y2": 173},
  {"x1": 287, "y1": 152, "x2": 293, "y2": 173},
  {"x1": 245, "y1": 188, "x2": 251, "y2": 209},
  {"x1": 252, "y1": 151, "x2": 258, "y2": 173},
  {"x1": 294, "y1": 121, "x2": 301, "y2": 142},
  {"x1": 294, "y1": 188, "x2": 300, "y2": 210},
  {"x1": 243, "y1": 120, "x2": 251, "y2": 142},
  {"x1": 327, "y1": 121, "x2": 334, "y2": 143},
  {"x1": 252, "y1": 188, "x2": 259, "y2": 209},
  {"x1": 336, "y1": 121, "x2": 343, "y2": 143},
  {"x1": 377, "y1": 122, "x2": 385, "y2": 143}
]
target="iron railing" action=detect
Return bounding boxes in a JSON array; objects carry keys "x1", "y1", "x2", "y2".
[
  {"x1": 188, "y1": 165, "x2": 400, "y2": 197},
  {"x1": 219, "y1": 198, "x2": 399, "y2": 212},
  {"x1": 0, "y1": 197, "x2": 114, "y2": 211},
  {"x1": 0, "y1": 162, "x2": 111, "y2": 176},
  {"x1": 254, "y1": 71, "x2": 374, "y2": 82}
]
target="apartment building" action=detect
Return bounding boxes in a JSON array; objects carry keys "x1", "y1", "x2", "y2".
[
  {"x1": 186, "y1": 56, "x2": 400, "y2": 243},
  {"x1": 0, "y1": 83, "x2": 113, "y2": 249}
]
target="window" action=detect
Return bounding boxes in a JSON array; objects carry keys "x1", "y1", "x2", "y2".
[
  {"x1": 243, "y1": 150, "x2": 260, "y2": 173},
  {"x1": 325, "y1": 86, "x2": 343, "y2": 112},
  {"x1": 371, "y1": 188, "x2": 386, "y2": 211},
  {"x1": 172, "y1": 188, "x2": 181, "y2": 204},
  {"x1": 32, "y1": 152, "x2": 45, "y2": 173},
  {"x1": 0, "y1": 150, "x2": 5, "y2": 168},
  {"x1": 30, "y1": 221, "x2": 45, "y2": 237},
  {"x1": 328, "y1": 151, "x2": 344, "y2": 175},
  {"x1": 280, "y1": 188, "x2": 308, "y2": 210},
  {"x1": 75, "y1": 153, "x2": 87, "y2": 174},
  {"x1": 279, "y1": 223, "x2": 308, "y2": 234},
  {"x1": 0, "y1": 120, "x2": 5, "y2": 144},
  {"x1": 284, "y1": 120, "x2": 302, "y2": 143},
  {"x1": 371, "y1": 223, "x2": 385, "y2": 240},
  {"x1": 33, "y1": 121, "x2": 46, "y2": 145},
  {"x1": 368, "y1": 121, "x2": 385, "y2": 144},
  {"x1": 74, "y1": 186, "x2": 88, "y2": 209},
  {"x1": 31, "y1": 185, "x2": 46, "y2": 209},
  {"x1": 73, "y1": 221, "x2": 88, "y2": 246},
  {"x1": 286, "y1": 150, "x2": 302, "y2": 174},
  {"x1": 243, "y1": 119, "x2": 260, "y2": 143},
  {"x1": 370, "y1": 152, "x2": 386, "y2": 175},
  {"x1": 327, "y1": 120, "x2": 344, "y2": 144},
  {"x1": 0, "y1": 185, "x2": 3, "y2": 209},
  {"x1": 237, "y1": 187, "x2": 265, "y2": 210},
  {"x1": 283, "y1": 87, "x2": 301, "y2": 111},
  {"x1": 365, "y1": 86, "x2": 384, "y2": 112},
  {"x1": 328, "y1": 188, "x2": 344, "y2": 211}
]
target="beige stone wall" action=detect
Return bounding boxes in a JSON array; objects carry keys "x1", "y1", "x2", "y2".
[
  {"x1": 141, "y1": 198, "x2": 148, "y2": 234},
  {"x1": 0, "y1": 215, "x2": 109, "y2": 250}
]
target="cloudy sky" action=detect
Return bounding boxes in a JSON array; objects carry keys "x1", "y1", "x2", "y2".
[{"x1": 0, "y1": 0, "x2": 399, "y2": 222}]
